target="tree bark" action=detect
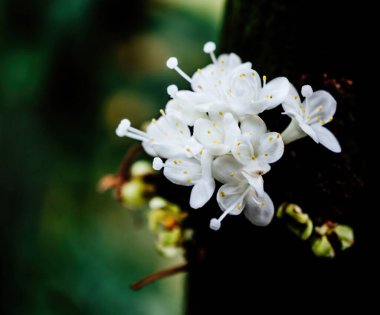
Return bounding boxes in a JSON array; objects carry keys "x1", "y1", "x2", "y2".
[{"x1": 185, "y1": 1, "x2": 368, "y2": 314}]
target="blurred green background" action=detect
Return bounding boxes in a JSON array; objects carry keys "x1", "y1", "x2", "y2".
[{"x1": 0, "y1": 1, "x2": 224, "y2": 314}]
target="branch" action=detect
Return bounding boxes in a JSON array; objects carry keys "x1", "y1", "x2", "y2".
[{"x1": 131, "y1": 262, "x2": 189, "y2": 291}]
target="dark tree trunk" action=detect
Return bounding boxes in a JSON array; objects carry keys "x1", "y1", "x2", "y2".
[{"x1": 185, "y1": 1, "x2": 368, "y2": 314}]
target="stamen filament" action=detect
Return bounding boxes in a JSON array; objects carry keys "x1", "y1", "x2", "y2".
[
  {"x1": 210, "y1": 187, "x2": 250, "y2": 230},
  {"x1": 125, "y1": 132, "x2": 149, "y2": 142},
  {"x1": 203, "y1": 41, "x2": 217, "y2": 64},
  {"x1": 129, "y1": 126, "x2": 148, "y2": 137},
  {"x1": 166, "y1": 57, "x2": 192, "y2": 83}
]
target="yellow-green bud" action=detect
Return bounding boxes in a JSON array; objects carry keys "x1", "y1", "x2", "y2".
[
  {"x1": 312, "y1": 222, "x2": 354, "y2": 258},
  {"x1": 147, "y1": 197, "x2": 191, "y2": 258},
  {"x1": 277, "y1": 203, "x2": 313, "y2": 240},
  {"x1": 130, "y1": 160, "x2": 156, "y2": 178},
  {"x1": 120, "y1": 178, "x2": 154, "y2": 210},
  {"x1": 311, "y1": 235, "x2": 335, "y2": 258},
  {"x1": 333, "y1": 225, "x2": 354, "y2": 251}
]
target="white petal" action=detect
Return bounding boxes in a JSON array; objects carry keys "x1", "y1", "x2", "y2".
[
  {"x1": 223, "y1": 113, "x2": 241, "y2": 148},
  {"x1": 244, "y1": 191, "x2": 274, "y2": 226},
  {"x1": 190, "y1": 178, "x2": 215, "y2": 209},
  {"x1": 212, "y1": 155, "x2": 243, "y2": 184},
  {"x1": 241, "y1": 173, "x2": 264, "y2": 197},
  {"x1": 151, "y1": 143, "x2": 184, "y2": 158},
  {"x1": 226, "y1": 64, "x2": 258, "y2": 113},
  {"x1": 176, "y1": 90, "x2": 215, "y2": 111},
  {"x1": 147, "y1": 116, "x2": 192, "y2": 157},
  {"x1": 299, "y1": 122, "x2": 319, "y2": 143},
  {"x1": 231, "y1": 134, "x2": 256, "y2": 165},
  {"x1": 282, "y1": 84, "x2": 303, "y2": 119},
  {"x1": 216, "y1": 183, "x2": 248, "y2": 215},
  {"x1": 259, "y1": 77, "x2": 290, "y2": 111},
  {"x1": 142, "y1": 141, "x2": 157, "y2": 156},
  {"x1": 163, "y1": 158, "x2": 201, "y2": 186},
  {"x1": 256, "y1": 132, "x2": 284, "y2": 163},
  {"x1": 208, "y1": 110, "x2": 237, "y2": 123},
  {"x1": 312, "y1": 125, "x2": 341, "y2": 153},
  {"x1": 165, "y1": 94, "x2": 208, "y2": 126},
  {"x1": 191, "y1": 65, "x2": 220, "y2": 95},
  {"x1": 217, "y1": 53, "x2": 242, "y2": 70},
  {"x1": 184, "y1": 137, "x2": 203, "y2": 157},
  {"x1": 200, "y1": 150, "x2": 213, "y2": 179},
  {"x1": 194, "y1": 118, "x2": 228, "y2": 156},
  {"x1": 157, "y1": 115, "x2": 191, "y2": 138},
  {"x1": 306, "y1": 90, "x2": 336, "y2": 124},
  {"x1": 243, "y1": 160, "x2": 271, "y2": 176},
  {"x1": 240, "y1": 115, "x2": 267, "y2": 137}
]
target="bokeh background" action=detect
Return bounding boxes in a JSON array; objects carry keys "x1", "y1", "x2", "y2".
[{"x1": 0, "y1": 1, "x2": 224, "y2": 314}]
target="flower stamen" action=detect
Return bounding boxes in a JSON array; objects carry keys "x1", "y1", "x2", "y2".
[
  {"x1": 210, "y1": 187, "x2": 250, "y2": 231},
  {"x1": 167, "y1": 84, "x2": 178, "y2": 98},
  {"x1": 203, "y1": 41, "x2": 217, "y2": 64},
  {"x1": 166, "y1": 57, "x2": 192, "y2": 83},
  {"x1": 116, "y1": 119, "x2": 150, "y2": 142}
]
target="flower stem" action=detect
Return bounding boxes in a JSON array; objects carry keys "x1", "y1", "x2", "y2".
[
  {"x1": 131, "y1": 262, "x2": 189, "y2": 291},
  {"x1": 116, "y1": 144, "x2": 143, "y2": 201}
]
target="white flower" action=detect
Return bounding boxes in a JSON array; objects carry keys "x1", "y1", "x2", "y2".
[
  {"x1": 206, "y1": 115, "x2": 283, "y2": 230},
  {"x1": 166, "y1": 42, "x2": 290, "y2": 118},
  {"x1": 165, "y1": 84, "x2": 208, "y2": 126},
  {"x1": 210, "y1": 156, "x2": 274, "y2": 230},
  {"x1": 231, "y1": 115, "x2": 284, "y2": 165},
  {"x1": 152, "y1": 150, "x2": 215, "y2": 209},
  {"x1": 281, "y1": 84, "x2": 341, "y2": 153},
  {"x1": 193, "y1": 112, "x2": 240, "y2": 156},
  {"x1": 116, "y1": 114, "x2": 202, "y2": 159},
  {"x1": 115, "y1": 41, "x2": 342, "y2": 232}
]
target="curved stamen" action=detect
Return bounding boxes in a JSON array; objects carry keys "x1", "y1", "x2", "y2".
[
  {"x1": 210, "y1": 187, "x2": 250, "y2": 231},
  {"x1": 166, "y1": 57, "x2": 192, "y2": 83}
]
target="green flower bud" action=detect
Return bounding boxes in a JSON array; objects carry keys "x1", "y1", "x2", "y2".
[
  {"x1": 311, "y1": 235, "x2": 335, "y2": 258},
  {"x1": 130, "y1": 160, "x2": 156, "y2": 178},
  {"x1": 277, "y1": 203, "x2": 313, "y2": 240},
  {"x1": 120, "y1": 178, "x2": 154, "y2": 210},
  {"x1": 333, "y1": 224, "x2": 354, "y2": 251},
  {"x1": 147, "y1": 197, "x2": 191, "y2": 258},
  {"x1": 312, "y1": 222, "x2": 354, "y2": 258}
]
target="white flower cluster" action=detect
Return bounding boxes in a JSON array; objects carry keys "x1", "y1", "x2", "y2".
[{"x1": 116, "y1": 42, "x2": 341, "y2": 231}]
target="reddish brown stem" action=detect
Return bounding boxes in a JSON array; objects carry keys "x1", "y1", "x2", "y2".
[
  {"x1": 115, "y1": 144, "x2": 143, "y2": 200},
  {"x1": 131, "y1": 262, "x2": 189, "y2": 291},
  {"x1": 117, "y1": 144, "x2": 143, "y2": 179}
]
